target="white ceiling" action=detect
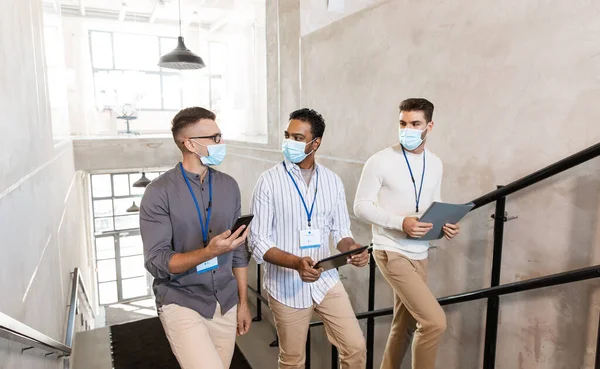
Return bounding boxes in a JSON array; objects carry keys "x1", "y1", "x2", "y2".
[{"x1": 53, "y1": 0, "x2": 263, "y2": 26}]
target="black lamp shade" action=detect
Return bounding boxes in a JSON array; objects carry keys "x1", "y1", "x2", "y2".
[
  {"x1": 133, "y1": 172, "x2": 151, "y2": 188},
  {"x1": 126, "y1": 201, "x2": 140, "y2": 213},
  {"x1": 158, "y1": 36, "x2": 206, "y2": 70}
]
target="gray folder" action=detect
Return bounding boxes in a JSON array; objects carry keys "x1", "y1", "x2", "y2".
[{"x1": 408, "y1": 202, "x2": 475, "y2": 241}]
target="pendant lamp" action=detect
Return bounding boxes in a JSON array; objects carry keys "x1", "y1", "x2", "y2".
[
  {"x1": 158, "y1": 0, "x2": 205, "y2": 70},
  {"x1": 133, "y1": 172, "x2": 151, "y2": 188},
  {"x1": 126, "y1": 201, "x2": 140, "y2": 213}
]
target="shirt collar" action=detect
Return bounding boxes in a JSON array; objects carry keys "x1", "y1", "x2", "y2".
[
  {"x1": 397, "y1": 144, "x2": 426, "y2": 158},
  {"x1": 283, "y1": 158, "x2": 319, "y2": 174},
  {"x1": 178, "y1": 163, "x2": 211, "y2": 183}
]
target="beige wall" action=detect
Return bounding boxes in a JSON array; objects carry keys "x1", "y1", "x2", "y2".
[
  {"x1": 64, "y1": 0, "x2": 600, "y2": 367},
  {"x1": 0, "y1": 0, "x2": 94, "y2": 368},
  {"x1": 218, "y1": 0, "x2": 600, "y2": 368}
]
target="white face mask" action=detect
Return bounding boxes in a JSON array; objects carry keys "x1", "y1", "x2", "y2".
[
  {"x1": 191, "y1": 140, "x2": 227, "y2": 166},
  {"x1": 399, "y1": 126, "x2": 428, "y2": 150},
  {"x1": 281, "y1": 138, "x2": 316, "y2": 163}
]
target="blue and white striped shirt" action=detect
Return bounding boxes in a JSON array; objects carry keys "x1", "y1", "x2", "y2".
[{"x1": 249, "y1": 159, "x2": 353, "y2": 308}]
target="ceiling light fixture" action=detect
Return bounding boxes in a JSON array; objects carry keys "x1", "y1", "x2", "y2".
[
  {"x1": 126, "y1": 201, "x2": 140, "y2": 213},
  {"x1": 157, "y1": 0, "x2": 205, "y2": 70},
  {"x1": 132, "y1": 172, "x2": 151, "y2": 188}
]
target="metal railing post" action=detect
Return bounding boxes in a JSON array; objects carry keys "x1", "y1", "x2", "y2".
[
  {"x1": 366, "y1": 250, "x2": 376, "y2": 369},
  {"x1": 483, "y1": 187, "x2": 505, "y2": 369},
  {"x1": 331, "y1": 345, "x2": 338, "y2": 368},
  {"x1": 65, "y1": 269, "x2": 80, "y2": 348},
  {"x1": 253, "y1": 264, "x2": 262, "y2": 322},
  {"x1": 595, "y1": 311, "x2": 600, "y2": 369},
  {"x1": 306, "y1": 329, "x2": 311, "y2": 369}
]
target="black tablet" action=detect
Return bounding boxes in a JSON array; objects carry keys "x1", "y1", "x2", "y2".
[
  {"x1": 313, "y1": 245, "x2": 370, "y2": 271},
  {"x1": 408, "y1": 202, "x2": 474, "y2": 240}
]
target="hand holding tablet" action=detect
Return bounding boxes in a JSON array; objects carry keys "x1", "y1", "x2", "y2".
[{"x1": 313, "y1": 245, "x2": 371, "y2": 271}]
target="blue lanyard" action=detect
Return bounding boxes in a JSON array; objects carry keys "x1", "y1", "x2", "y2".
[
  {"x1": 401, "y1": 147, "x2": 426, "y2": 213},
  {"x1": 282, "y1": 161, "x2": 319, "y2": 227},
  {"x1": 180, "y1": 163, "x2": 212, "y2": 245}
]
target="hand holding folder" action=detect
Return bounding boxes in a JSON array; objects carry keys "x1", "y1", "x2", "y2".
[{"x1": 407, "y1": 201, "x2": 474, "y2": 241}]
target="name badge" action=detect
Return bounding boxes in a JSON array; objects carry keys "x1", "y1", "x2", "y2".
[
  {"x1": 196, "y1": 257, "x2": 219, "y2": 274},
  {"x1": 300, "y1": 229, "x2": 321, "y2": 249}
]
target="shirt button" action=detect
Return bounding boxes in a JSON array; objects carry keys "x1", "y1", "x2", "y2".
[
  {"x1": 212, "y1": 270, "x2": 216, "y2": 274},
  {"x1": 196, "y1": 175, "x2": 200, "y2": 179}
]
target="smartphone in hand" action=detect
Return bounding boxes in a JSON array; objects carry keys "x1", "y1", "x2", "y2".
[{"x1": 231, "y1": 214, "x2": 254, "y2": 237}]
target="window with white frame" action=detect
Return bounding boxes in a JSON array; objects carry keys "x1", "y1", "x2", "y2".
[
  {"x1": 89, "y1": 31, "x2": 225, "y2": 113},
  {"x1": 91, "y1": 171, "x2": 163, "y2": 305},
  {"x1": 83, "y1": 16, "x2": 267, "y2": 142}
]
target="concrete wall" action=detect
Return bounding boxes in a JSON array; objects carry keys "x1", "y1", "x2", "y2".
[
  {"x1": 65, "y1": 0, "x2": 600, "y2": 367},
  {"x1": 72, "y1": 136, "x2": 179, "y2": 172},
  {"x1": 0, "y1": 0, "x2": 94, "y2": 368},
  {"x1": 218, "y1": 1, "x2": 600, "y2": 368}
]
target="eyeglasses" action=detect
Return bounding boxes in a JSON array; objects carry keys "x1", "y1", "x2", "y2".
[{"x1": 186, "y1": 133, "x2": 222, "y2": 144}]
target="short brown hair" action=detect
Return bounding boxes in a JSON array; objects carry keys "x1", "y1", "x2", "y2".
[
  {"x1": 171, "y1": 107, "x2": 216, "y2": 139},
  {"x1": 399, "y1": 98, "x2": 434, "y2": 122}
]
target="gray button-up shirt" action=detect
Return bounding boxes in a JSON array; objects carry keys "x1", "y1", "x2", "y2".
[{"x1": 140, "y1": 164, "x2": 249, "y2": 318}]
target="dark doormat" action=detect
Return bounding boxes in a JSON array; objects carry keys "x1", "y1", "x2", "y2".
[{"x1": 110, "y1": 317, "x2": 252, "y2": 369}]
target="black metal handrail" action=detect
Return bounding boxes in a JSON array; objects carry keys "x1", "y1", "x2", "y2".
[
  {"x1": 247, "y1": 142, "x2": 600, "y2": 369},
  {"x1": 248, "y1": 260, "x2": 600, "y2": 368},
  {"x1": 470, "y1": 142, "x2": 600, "y2": 210},
  {"x1": 307, "y1": 264, "x2": 600, "y2": 327},
  {"x1": 248, "y1": 285, "x2": 268, "y2": 306},
  {"x1": 0, "y1": 267, "x2": 94, "y2": 358}
]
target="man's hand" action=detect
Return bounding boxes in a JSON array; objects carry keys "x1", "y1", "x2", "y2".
[
  {"x1": 236, "y1": 302, "x2": 252, "y2": 336},
  {"x1": 443, "y1": 223, "x2": 460, "y2": 239},
  {"x1": 402, "y1": 217, "x2": 433, "y2": 238},
  {"x1": 347, "y1": 244, "x2": 369, "y2": 267},
  {"x1": 295, "y1": 256, "x2": 322, "y2": 283},
  {"x1": 206, "y1": 225, "x2": 249, "y2": 257}
]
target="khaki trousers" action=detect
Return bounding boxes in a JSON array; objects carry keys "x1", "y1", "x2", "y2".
[
  {"x1": 268, "y1": 282, "x2": 367, "y2": 369},
  {"x1": 159, "y1": 303, "x2": 237, "y2": 369},
  {"x1": 373, "y1": 250, "x2": 446, "y2": 369}
]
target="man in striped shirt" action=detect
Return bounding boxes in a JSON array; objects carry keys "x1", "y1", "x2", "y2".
[{"x1": 249, "y1": 108, "x2": 369, "y2": 369}]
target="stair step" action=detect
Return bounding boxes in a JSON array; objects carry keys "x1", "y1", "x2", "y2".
[
  {"x1": 71, "y1": 327, "x2": 112, "y2": 369},
  {"x1": 110, "y1": 316, "x2": 252, "y2": 369}
]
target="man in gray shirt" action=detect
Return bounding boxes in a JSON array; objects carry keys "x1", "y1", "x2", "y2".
[{"x1": 141, "y1": 107, "x2": 251, "y2": 369}]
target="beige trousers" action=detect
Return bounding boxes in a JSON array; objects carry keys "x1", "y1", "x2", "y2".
[
  {"x1": 159, "y1": 303, "x2": 237, "y2": 369},
  {"x1": 373, "y1": 250, "x2": 446, "y2": 369},
  {"x1": 268, "y1": 282, "x2": 367, "y2": 369}
]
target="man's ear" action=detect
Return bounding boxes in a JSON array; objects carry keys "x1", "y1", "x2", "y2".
[
  {"x1": 313, "y1": 137, "x2": 322, "y2": 151},
  {"x1": 427, "y1": 121, "x2": 435, "y2": 132},
  {"x1": 182, "y1": 139, "x2": 195, "y2": 153}
]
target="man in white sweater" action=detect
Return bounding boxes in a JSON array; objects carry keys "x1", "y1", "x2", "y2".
[{"x1": 354, "y1": 98, "x2": 460, "y2": 369}]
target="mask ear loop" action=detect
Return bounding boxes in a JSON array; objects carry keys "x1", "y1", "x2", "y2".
[
  {"x1": 189, "y1": 139, "x2": 209, "y2": 159},
  {"x1": 305, "y1": 137, "x2": 318, "y2": 156},
  {"x1": 421, "y1": 123, "x2": 431, "y2": 140}
]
